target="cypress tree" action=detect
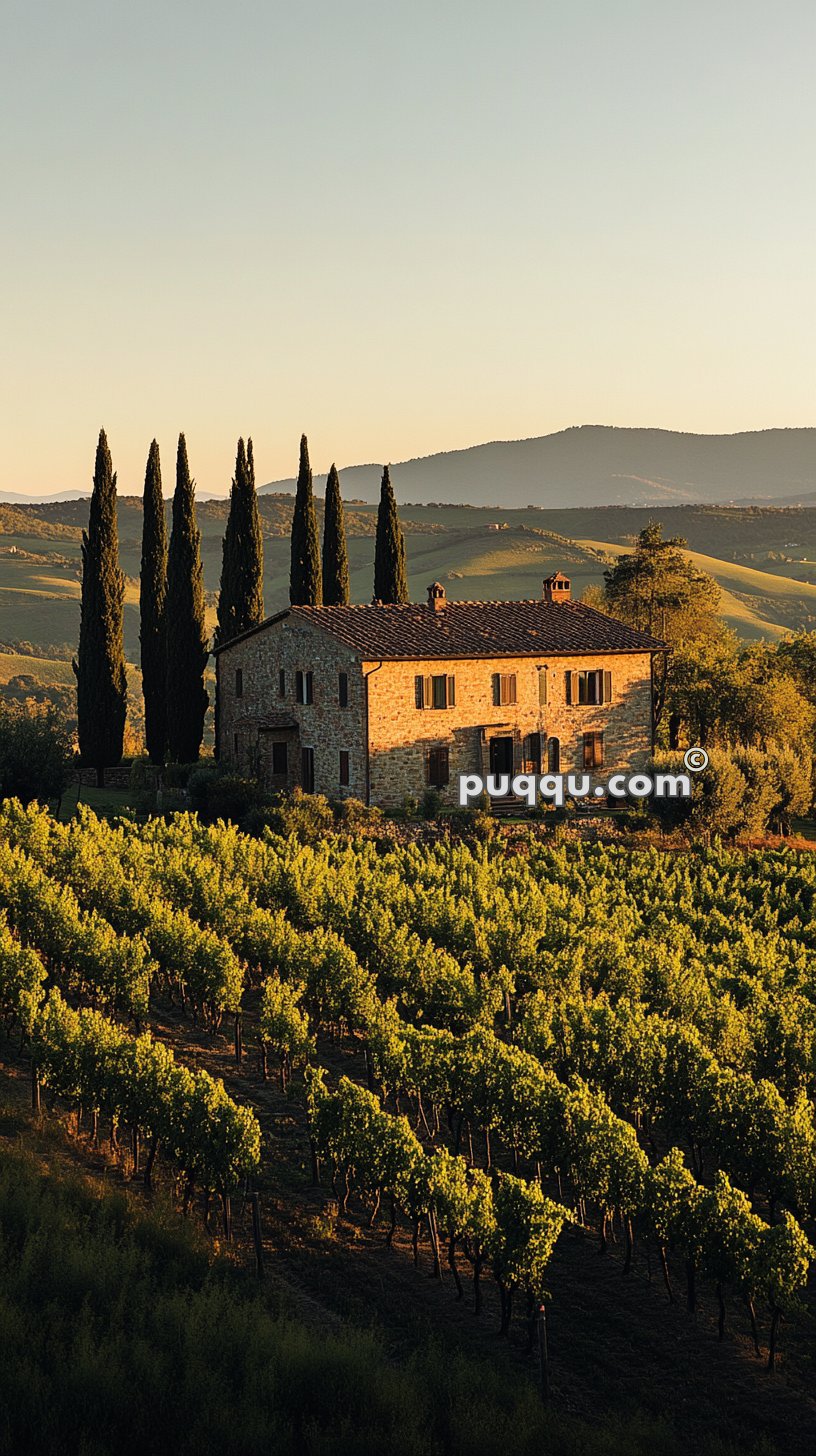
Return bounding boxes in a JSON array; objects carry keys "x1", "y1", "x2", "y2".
[
  {"x1": 216, "y1": 436, "x2": 265, "y2": 646},
  {"x1": 374, "y1": 465, "x2": 408, "y2": 603},
  {"x1": 139, "y1": 439, "x2": 167, "y2": 764},
  {"x1": 165, "y1": 434, "x2": 209, "y2": 762},
  {"x1": 73, "y1": 428, "x2": 127, "y2": 785},
  {"x1": 289, "y1": 434, "x2": 322, "y2": 605},
  {"x1": 321, "y1": 462, "x2": 350, "y2": 606}
]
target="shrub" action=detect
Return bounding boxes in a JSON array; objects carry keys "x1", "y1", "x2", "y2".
[
  {"x1": 332, "y1": 797, "x2": 383, "y2": 830},
  {"x1": 421, "y1": 788, "x2": 442, "y2": 821},
  {"x1": 261, "y1": 788, "x2": 335, "y2": 843},
  {"x1": 0, "y1": 701, "x2": 73, "y2": 805}
]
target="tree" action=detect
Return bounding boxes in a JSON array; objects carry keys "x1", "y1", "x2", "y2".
[
  {"x1": 603, "y1": 522, "x2": 721, "y2": 644},
  {"x1": 139, "y1": 439, "x2": 167, "y2": 764},
  {"x1": 766, "y1": 745, "x2": 812, "y2": 834},
  {"x1": 603, "y1": 523, "x2": 720, "y2": 729},
  {"x1": 165, "y1": 435, "x2": 209, "y2": 762},
  {"x1": 374, "y1": 465, "x2": 408, "y2": 604},
  {"x1": 289, "y1": 434, "x2": 322, "y2": 605},
  {"x1": 0, "y1": 702, "x2": 73, "y2": 805},
  {"x1": 73, "y1": 429, "x2": 127, "y2": 785},
  {"x1": 730, "y1": 642, "x2": 815, "y2": 752},
  {"x1": 776, "y1": 629, "x2": 816, "y2": 707},
  {"x1": 216, "y1": 437, "x2": 264, "y2": 646},
  {"x1": 321, "y1": 463, "x2": 350, "y2": 605}
]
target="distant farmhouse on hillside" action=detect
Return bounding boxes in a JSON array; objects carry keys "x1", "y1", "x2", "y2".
[{"x1": 213, "y1": 573, "x2": 667, "y2": 808}]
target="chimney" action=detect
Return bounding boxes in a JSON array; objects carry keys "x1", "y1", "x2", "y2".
[
  {"x1": 427, "y1": 581, "x2": 446, "y2": 612},
  {"x1": 543, "y1": 571, "x2": 571, "y2": 604}
]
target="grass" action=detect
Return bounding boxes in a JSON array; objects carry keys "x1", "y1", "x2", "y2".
[
  {"x1": 0, "y1": 652, "x2": 75, "y2": 686},
  {"x1": 576, "y1": 537, "x2": 816, "y2": 639},
  {"x1": 5, "y1": 500, "x2": 816, "y2": 650}
]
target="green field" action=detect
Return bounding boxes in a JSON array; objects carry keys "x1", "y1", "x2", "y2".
[{"x1": 3, "y1": 500, "x2": 816, "y2": 700}]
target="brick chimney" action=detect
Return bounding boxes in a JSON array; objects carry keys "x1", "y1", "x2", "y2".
[
  {"x1": 427, "y1": 581, "x2": 446, "y2": 612},
  {"x1": 542, "y1": 571, "x2": 571, "y2": 603}
]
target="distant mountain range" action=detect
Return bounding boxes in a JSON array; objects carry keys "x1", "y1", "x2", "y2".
[
  {"x1": 5, "y1": 426, "x2": 816, "y2": 510},
  {"x1": 259, "y1": 427, "x2": 816, "y2": 509}
]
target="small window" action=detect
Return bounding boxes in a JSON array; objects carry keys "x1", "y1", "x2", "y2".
[
  {"x1": 301, "y1": 745, "x2": 315, "y2": 793},
  {"x1": 416, "y1": 674, "x2": 455, "y2": 709},
  {"x1": 567, "y1": 669, "x2": 612, "y2": 706},
  {"x1": 583, "y1": 732, "x2": 604, "y2": 770},
  {"x1": 538, "y1": 668, "x2": 547, "y2": 706},
  {"x1": 427, "y1": 746, "x2": 450, "y2": 787},
  {"x1": 233, "y1": 732, "x2": 239, "y2": 761},
  {"x1": 235, "y1": 667, "x2": 243, "y2": 698},
  {"x1": 296, "y1": 670, "x2": 314, "y2": 705},
  {"x1": 547, "y1": 737, "x2": 560, "y2": 773},
  {"x1": 525, "y1": 732, "x2": 542, "y2": 772},
  {"x1": 271, "y1": 742, "x2": 288, "y2": 776},
  {"x1": 492, "y1": 673, "x2": 517, "y2": 707},
  {"x1": 339, "y1": 672, "x2": 349, "y2": 708},
  {"x1": 278, "y1": 669, "x2": 286, "y2": 698},
  {"x1": 339, "y1": 749, "x2": 350, "y2": 786}
]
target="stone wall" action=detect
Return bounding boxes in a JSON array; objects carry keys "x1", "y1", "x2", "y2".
[
  {"x1": 217, "y1": 617, "x2": 655, "y2": 809},
  {"x1": 366, "y1": 652, "x2": 654, "y2": 807},
  {"x1": 216, "y1": 617, "x2": 367, "y2": 800}
]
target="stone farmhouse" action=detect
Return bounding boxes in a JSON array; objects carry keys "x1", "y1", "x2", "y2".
[{"x1": 213, "y1": 573, "x2": 667, "y2": 808}]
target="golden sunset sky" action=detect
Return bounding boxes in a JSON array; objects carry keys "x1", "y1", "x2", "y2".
[{"x1": 2, "y1": 1, "x2": 814, "y2": 495}]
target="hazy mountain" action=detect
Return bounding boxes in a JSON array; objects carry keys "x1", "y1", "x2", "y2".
[
  {"x1": 0, "y1": 489, "x2": 92, "y2": 504},
  {"x1": 258, "y1": 426, "x2": 816, "y2": 509}
]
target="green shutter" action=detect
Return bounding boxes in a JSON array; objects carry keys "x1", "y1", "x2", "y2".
[
  {"x1": 447, "y1": 675, "x2": 456, "y2": 707},
  {"x1": 493, "y1": 673, "x2": 501, "y2": 707},
  {"x1": 565, "y1": 670, "x2": 572, "y2": 706},
  {"x1": 415, "y1": 675, "x2": 424, "y2": 709},
  {"x1": 538, "y1": 669, "x2": 547, "y2": 706},
  {"x1": 604, "y1": 670, "x2": 612, "y2": 704}
]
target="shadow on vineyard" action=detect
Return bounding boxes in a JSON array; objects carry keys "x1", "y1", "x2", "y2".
[{"x1": 0, "y1": 1111, "x2": 777, "y2": 1456}]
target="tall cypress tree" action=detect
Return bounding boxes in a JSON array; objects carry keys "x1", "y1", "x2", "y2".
[
  {"x1": 139, "y1": 439, "x2": 167, "y2": 764},
  {"x1": 321, "y1": 463, "x2": 350, "y2": 606},
  {"x1": 73, "y1": 428, "x2": 127, "y2": 785},
  {"x1": 374, "y1": 465, "x2": 408, "y2": 604},
  {"x1": 165, "y1": 434, "x2": 209, "y2": 762},
  {"x1": 216, "y1": 436, "x2": 265, "y2": 646},
  {"x1": 289, "y1": 434, "x2": 322, "y2": 605}
]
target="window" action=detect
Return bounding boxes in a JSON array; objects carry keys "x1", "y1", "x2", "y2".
[
  {"x1": 565, "y1": 669, "x2": 612, "y2": 706},
  {"x1": 235, "y1": 668, "x2": 243, "y2": 698},
  {"x1": 583, "y1": 732, "x2": 604, "y2": 770},
  {"x1": 547, "y1": 737, "x2": 560, "y2": 773},
  {"x1": 338, "y1": 672, "x2": 349, "y2": 708},
  {"x1": 427, "y1": 746, "x2": 450, "y2": 787},
  {"x1": 295, "y1": 670, "x2": 314, "y2": 705},
  {"x1": 233, "y1": 732, "x2": 239, "y2": 760},
  {"x1": 538, "y1": 668, "x2": 548, "y2": 706},
  {"x1": 339, "y1": 749, "x2": 350, "y2": 786},
  {"x1": 525, "y1": 732, "x2": 542, "y2": 772},
  {"x1": 492, "y1": 673, "x2": 517, "y2": 707},
  {"x1": 415, "y1": 674, "x2": 455, "y2": 709},
  {"x1": 271, "y1": 742, "x2": 288, "y2": 776},
  {"x1": 278, "y1": 669, "x2": 286, "y2": 698},
  {"x1": 301, "y1": 746, "x2": 315, "y2": 793}
]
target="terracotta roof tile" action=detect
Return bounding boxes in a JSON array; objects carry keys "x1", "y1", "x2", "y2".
[{"x1": 216, "y1": 599, "x2": 667, "y2": 659}]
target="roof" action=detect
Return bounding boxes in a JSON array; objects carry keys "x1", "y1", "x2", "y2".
[{"x1": 215, "y1": 599, "x2": 667, "y2": 660}]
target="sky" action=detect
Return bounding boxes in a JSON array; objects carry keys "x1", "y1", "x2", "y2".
[{"x1": 2, "y1": 0, "x2": 815, "y2": 496}]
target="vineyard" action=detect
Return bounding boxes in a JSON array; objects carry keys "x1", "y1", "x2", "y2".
[{"x1": 1, "y1": 800, "x2": 816, "y2": 1436}]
